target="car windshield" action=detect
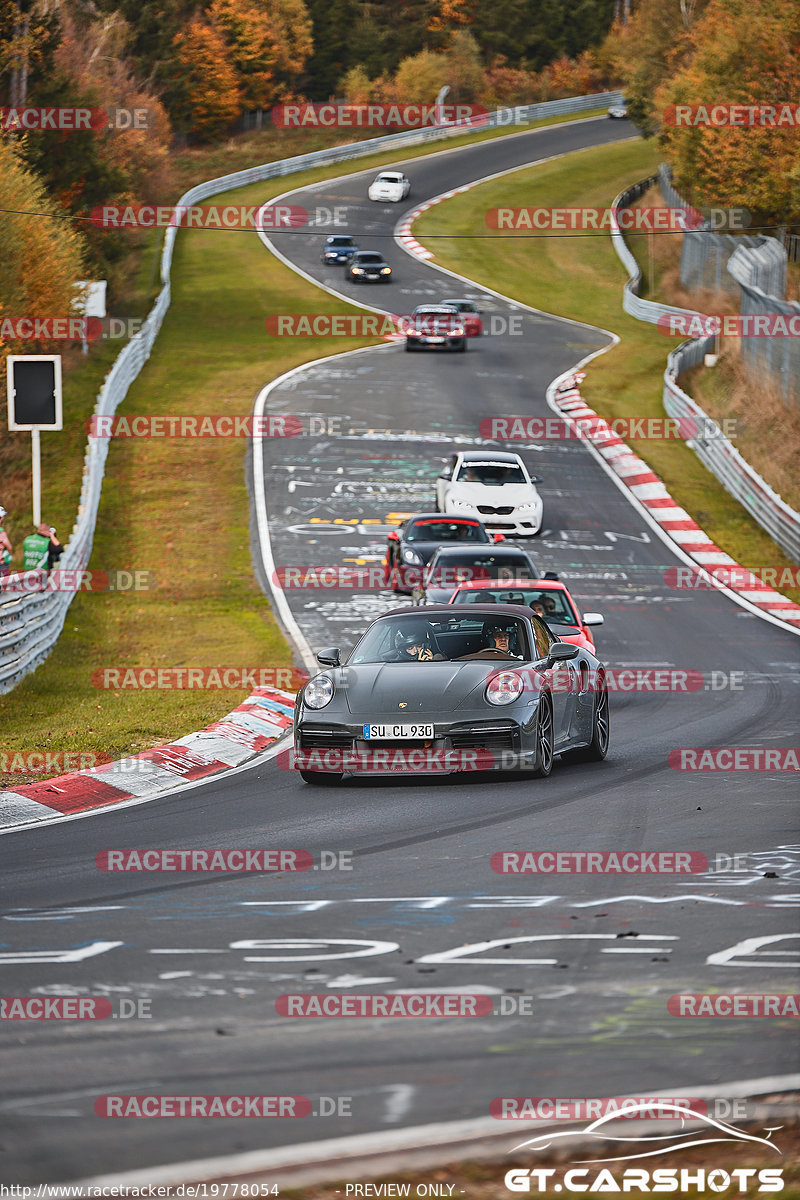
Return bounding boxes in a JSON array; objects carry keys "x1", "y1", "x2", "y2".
[
  {"x1": 357, "y1": 253, "x2": 383, "y2": 263},
  {"x1": 442, "y1": 300, "x2": 477, "y2": 313},
  {"x1": 327, "y1": 237, "x2": 354, "y2": 246},
  {"x1": 427, "y1": 552, "x2": 536, "y2": 584},
  {"x1": 454, "y1": 586, "x2": 579, "y2": 626},
  {"x1": 377, "y1": 174, "x2": 401, "y2": 183},
  {"x1": 405, "y1": 519, "x2": 486, "y2": 544},
  {"x1": 349, "y1": 612, "x2": 530, "y2": 663},
  {"x1": 454, "y1": 462, "x2": 526, "y2": 485}
]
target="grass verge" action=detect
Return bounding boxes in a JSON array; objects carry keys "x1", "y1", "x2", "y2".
[
  {"x1": 0, "y1": 109, "x2": 609, "y2": 788},
  {"x1": 413, "y1": 138, "x2": 800, "y2": 604}
]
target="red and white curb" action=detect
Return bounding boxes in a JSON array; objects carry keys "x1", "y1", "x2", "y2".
[
  {"x1": 553, "y1": 373, "x2": 800, "y2": 628},
  {"x1": 0, "y1": 688, "x2": 295, "y2": 832},
  {"x1": 397, "y1": 187, "x2": 474, "y2": 260}
]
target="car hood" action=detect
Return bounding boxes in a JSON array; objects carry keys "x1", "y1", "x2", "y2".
[
  {"x1": 403, "y1": 540, "x2": 483, "y2": 564},
  {"x1": 449, "y1": 482, "x2": 539, "y2": 505},
  {"x1": 334, "y1": 661, "x2": 507, "y2": 715}
]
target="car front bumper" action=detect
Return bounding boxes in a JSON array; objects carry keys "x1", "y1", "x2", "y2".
[{"x1": 294, "y1": 709, "x2": 540, "y2": 773}]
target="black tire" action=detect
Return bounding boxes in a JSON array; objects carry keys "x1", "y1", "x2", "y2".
[
  {"x1": 566, "y1": 676, "x2": 610, "y2": 763},
  {"x1": 530, "y1": 695, "x2": 554, "y2": 778},
  {"x1": 300, "y1": 771, "x2": 344, "y2": 786},
  {"x1": 405, "y1": 341, "x2": 415, "y2": 352},
  {"x1": 457, "y1": 340, "x2": 467, "y2": 353}
]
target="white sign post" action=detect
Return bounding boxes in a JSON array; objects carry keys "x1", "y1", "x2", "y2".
[{"x1": 7, "y1": 355, "x2": 63, "y2": 526}]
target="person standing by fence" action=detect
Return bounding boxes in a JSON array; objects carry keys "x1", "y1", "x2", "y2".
[
  {"x1": 0, "y1": 506, "x2": 13, "y2": 578},
  {"x1": 22, "y1": 523, "x2": 63, "y2": 572}
]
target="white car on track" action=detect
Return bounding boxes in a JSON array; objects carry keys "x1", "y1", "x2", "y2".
[
  {"x1": 435, "y1": 450, "x2": 543, "y2": 536},
  {"x1": 368, "y1": 172, "x2": 411, "y2": 202}
]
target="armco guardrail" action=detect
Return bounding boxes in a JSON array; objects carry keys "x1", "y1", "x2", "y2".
[
  {"x1": 0, "y1": 91, "x2": 621, "y2": 694},
  {"x1": 663, "y1": 339, "x2": 800, "y2": 562},
  {"x1": 610, "y1": 178, "x2": 706, "y2": 326},
  {"x1": 610, "y1": 177, "x2": 800, "y2": 564}
]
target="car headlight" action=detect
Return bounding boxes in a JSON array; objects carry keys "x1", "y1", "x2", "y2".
[
  {"x1": 381, "y1": 267, "x2": 391, "y2": 274},
  {"x1": 517, "y1": 499, "x2": 541, "y2": 511},
  {"x1": 402, "y1": 547, "x2": 422, "y2": 564},
  {"x1": 486, "y1": 671, "x2": 523, "y2": 706},
  {"x1": 450, "y1": 498, "x2": 476, "y2": 510},
  {"x1": 351, "y1": 267, "x2": 364, "y2": 274},
  {"x1": 304, "y1": 675, "x2": 334, "y2": 709}
]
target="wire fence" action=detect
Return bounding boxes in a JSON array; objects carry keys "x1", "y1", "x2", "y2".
[{"x1": 610, "y1": 175, "x2": 800, "y2": 563}]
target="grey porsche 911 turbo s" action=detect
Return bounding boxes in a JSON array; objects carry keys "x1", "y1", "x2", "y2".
[{"x1": 292, "y1": 606, "x2": 610, "y2": 785}]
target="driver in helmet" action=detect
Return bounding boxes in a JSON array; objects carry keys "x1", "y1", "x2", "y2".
[
  {"x1": 484, "y1": 621, "x2": 522, "y2": 658},
  {"x1": 391, "y1": 620, "x2": 444, "y2": 661}
]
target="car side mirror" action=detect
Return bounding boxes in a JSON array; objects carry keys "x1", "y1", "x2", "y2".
[
  {"x1": 316, "y1": 647, "x2": 341, "y2": 667},
  {"x1": 543, "y1": 571, "x2": 560, "y2": 581},
  {"x1": 547, "y1": 643, "x2": 579, "y2": 664},
  {"x1": 530, "y1": 475, "x2": 542, "y2": 484},
  {"x1": 492, "y1": 533, "x2": 505, "y2": 543},
  {"x1": 582, "y1": 612, "x2": 604, "y2": 627}
]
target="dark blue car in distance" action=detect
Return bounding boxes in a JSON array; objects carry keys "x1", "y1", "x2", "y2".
[{"x1": 321, "y1": 235, "x2": 358, "y2": 265}]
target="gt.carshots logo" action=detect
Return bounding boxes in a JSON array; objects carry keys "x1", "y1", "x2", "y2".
[{"x1": 503, "y1": 1102, "x2": 784, "y2": 1193}]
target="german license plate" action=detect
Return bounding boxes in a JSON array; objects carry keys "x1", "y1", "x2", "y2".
[
  {"x1": 363, "y1": 723, "x2": 434, "y2": 739},
  {"x1": 423, "y1": 336, "x2": 445, "y2": 343}
]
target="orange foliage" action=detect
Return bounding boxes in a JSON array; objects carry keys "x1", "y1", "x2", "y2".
[
  {"x1": 209, "y1": 0, "x2": 313, "y2": 110},
  {"x1": 173, "y1": 18, "x2": 241, "y2": 141}
]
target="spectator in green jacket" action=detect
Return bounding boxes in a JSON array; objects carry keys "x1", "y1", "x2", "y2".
[{"x1": 22, "y1": 523, "x2": 63, "y2": 572}]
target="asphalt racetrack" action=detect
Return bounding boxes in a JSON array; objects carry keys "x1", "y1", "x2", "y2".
[{"x1": 1, "y1": 116, "x2": 798, "y2": 1186}]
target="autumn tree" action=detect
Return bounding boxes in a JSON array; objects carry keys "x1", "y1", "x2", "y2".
[
  {"x1": 657, "y1": 0, "x2": 800, "y2": 226},
  {"x1": 602, "y1": 0, "x2": 711, "y2": 134},
  {"x1": 209, "y1": 0, "x2": 313, "y2": 110},
  {"x1": 0, "y1": 137, "x2": 86, "y2": 368},
  {"x1": 171, "y1": 17, "x2": 241, "y2": 140}
]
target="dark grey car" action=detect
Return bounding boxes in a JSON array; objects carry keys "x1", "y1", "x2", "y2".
[{"x1": 292, "y1": 605, "x2": 610, "y2": 785}]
